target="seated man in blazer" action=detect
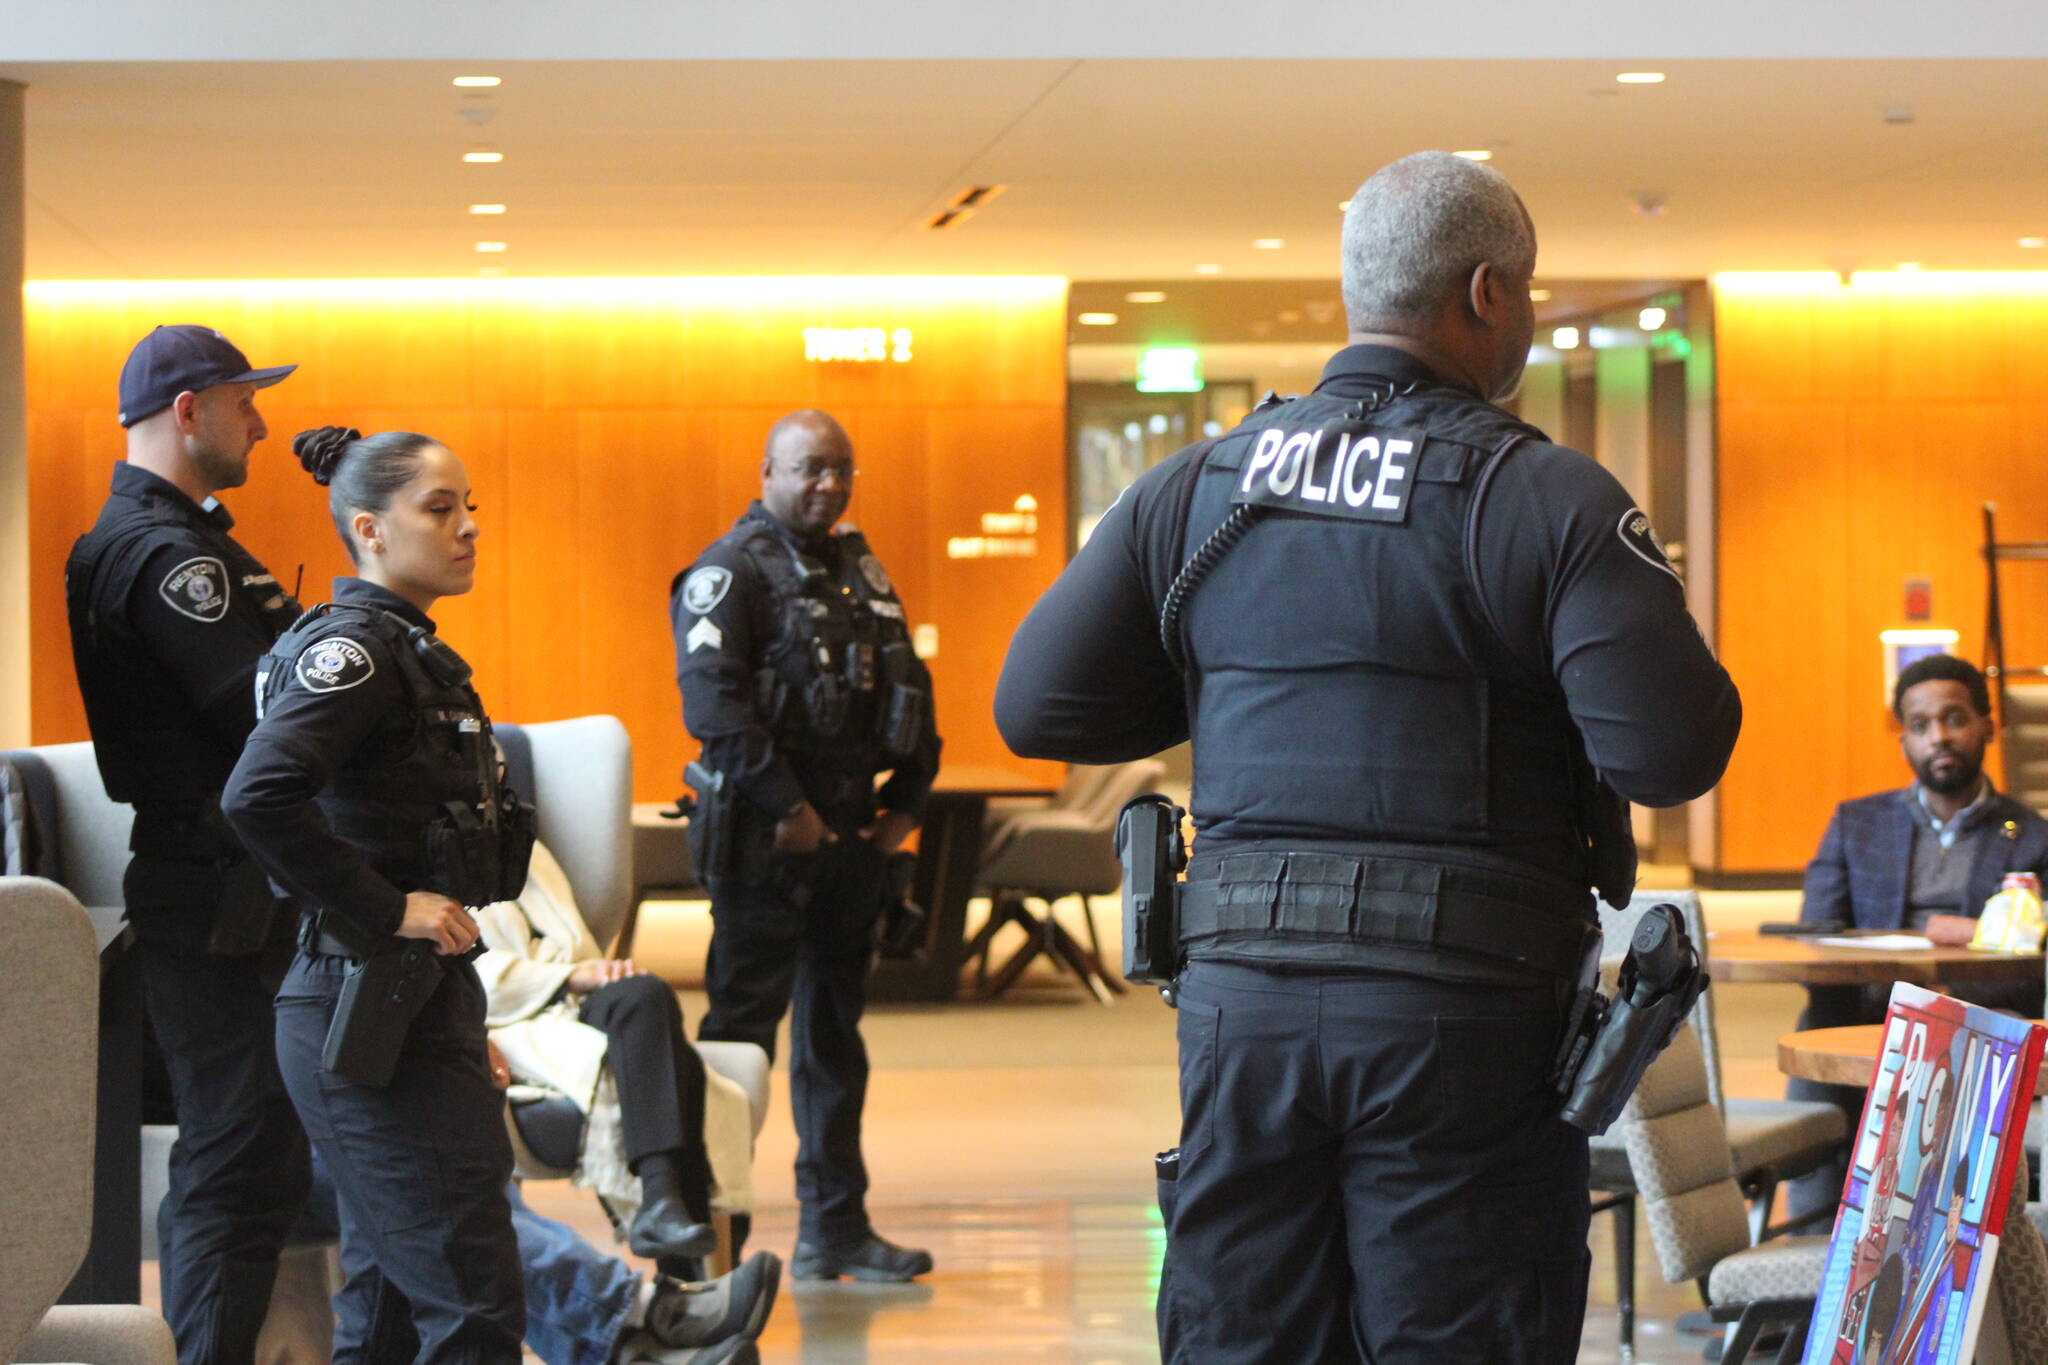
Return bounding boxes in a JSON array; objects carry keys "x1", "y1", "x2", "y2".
[{"x1": 1789, "y1": 652, "x2": 2048, "y2": 1215}]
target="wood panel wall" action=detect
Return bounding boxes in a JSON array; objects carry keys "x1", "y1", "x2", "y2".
[
  {"x1": 26, "y1": 278, "x2": 1068, "y2": 800},
  {"x1": 1714, "y1": 274, "x2": 2048, "y2": 873}
]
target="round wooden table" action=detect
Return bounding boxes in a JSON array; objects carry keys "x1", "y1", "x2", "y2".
[
  {"x1": 1708, "y1": 927, "x2": 2043, "y2": 986},
  {"x1": 1779, "y1": 1022, "x2": 2048, "y2": 1094}
]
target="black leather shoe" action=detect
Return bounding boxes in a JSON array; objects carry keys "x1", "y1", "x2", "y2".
[
  {"x1": 789, "y1": 1231, "x2": 934, "y2": 1282},
  {"x1": 628, "y1": 1196, "x2": 718, "y2": 1260},
  {"x1": 647, "y1": 1251, "x2": 781, "y2": 1349}
]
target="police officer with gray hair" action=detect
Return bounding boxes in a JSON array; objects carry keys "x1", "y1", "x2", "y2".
[{"x1": 996, "y1": 151, "x2": 1741, "y2": 1362}]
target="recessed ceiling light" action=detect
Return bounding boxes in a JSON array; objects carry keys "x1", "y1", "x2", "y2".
[
  {"x1": 1195, "y1": 263, "x2": 1222, "y2": 274},
  {"x1": 469, "y1": 204, "x2": 507, "y2": 215},
  {"x1": 1617, "y1": 72, "x2": 1666, "y2": 84},
  {"x1": 1124, "y1": 291, "x2": 1167, "y2": 303},
  {"x1": 1896, "y1": 261, "x2": 1922, "y2": 272},
  {"x1": 2022, "y1": 237, "x2": 2046, "y2": 249},
  {"x1": 1529, "y1": 288, "x2": 1552, "y2": 302},
  {"x1": 1552, "y1": 326, "x2": 1581, "y2": 350},
  {"x1": 453, "y1": 76, "x2": 501, "y2": 88},
  {"x1": 1253, "y1": 238, "x2": 1284, "y2": 250},
  {"x1": 1077, "y1": 312, "x2": 1118, "y2": 326},
  {"x1": 475, "y1": 241, "x2": 507, "y2": 253},
  {"x1": 1337, "y1": 200, "x2": 1351, "y2": 211},
  {"x1": 1638, "y1": 306, "x2": 1667, "y2": 330},
  {"x1": 1453, "y1": 149, "x2": 1493, "y2": 162},
  {"x1": 463, "y1": 148, "x2": 503, "y2": 163}
]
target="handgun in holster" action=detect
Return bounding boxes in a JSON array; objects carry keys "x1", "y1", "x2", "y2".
[
  {"x1": 874, "y1": 849, "x2": 928, "y2": 961},
  {"x1": 1553, "y1": 903, "x2": 1709, "y2": 1135},
  {"x1": 1117, "y1": 794, "x2": 1187, "y2": 997},
  {"x1": 323, "y1": 940, "x2": 443, "y2": 1088},
  {"x1": 683, "y1": 760, "x2": 736, "y2": 885}
]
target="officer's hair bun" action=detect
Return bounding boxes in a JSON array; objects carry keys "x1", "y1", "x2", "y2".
[{"x1": 293, "y1": 426, "x2": 362, "y2": 486}]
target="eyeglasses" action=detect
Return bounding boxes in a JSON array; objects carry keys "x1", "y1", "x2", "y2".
[{"x1": 780, "y1": 459, "x2": 855, "y2": 484}]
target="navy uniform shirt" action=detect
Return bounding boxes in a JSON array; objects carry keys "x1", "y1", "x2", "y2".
[
  {"x1": 996, "y1": 345, "x2": 1740, "y2": 865},
  {"x1": 673, "y1": 501, "x2": 939, "y2": 821},
  {"x1": 66, "y1": 462, "x2": 300, "y2": 810},
  {"x1": 221, "y1": 578, "x2": 447, "y2": 942}
]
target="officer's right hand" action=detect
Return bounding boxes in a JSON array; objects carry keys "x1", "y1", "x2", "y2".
[
  {"x1": 775, "y1": 801, "x2": 837, "y2": 854},
  {"x1": 398, "y1": 891, "x2": 479, "y2": 956}
]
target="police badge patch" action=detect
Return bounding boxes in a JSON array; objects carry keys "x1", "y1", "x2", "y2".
[
  {"x1": 858, "y1": 554, "x2": 891, "y2": 595},
  {"x1": 296, "y1": 637, "x2": 376, "y2": 693},
  {"x1": 160, "y1": 556, "x2": 231, "y2": 622},
  {"x1": 1617, "y1": 508, "x2": 1681, "y2": 582},
  {"x1": 682, "y1": 566, "x2": 732, "y2": 615}
]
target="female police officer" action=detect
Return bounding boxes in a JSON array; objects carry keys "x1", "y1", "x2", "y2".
[{"x1": 223, "y1": 425, "x2": 528, "y2": 1363}]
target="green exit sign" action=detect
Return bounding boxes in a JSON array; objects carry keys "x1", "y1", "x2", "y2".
[{"x1": 1136, "y1": 347, "x2": 1203, "y2": 393}]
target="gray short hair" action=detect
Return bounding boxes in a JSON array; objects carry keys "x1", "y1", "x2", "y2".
[{"x1": 1341, "y1": 152, "x2": 1536, "y2": 331}]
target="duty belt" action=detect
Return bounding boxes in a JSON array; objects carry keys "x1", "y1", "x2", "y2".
[{"x1": 1179, "y1": 848, "x2": 1595, "y2": 981}]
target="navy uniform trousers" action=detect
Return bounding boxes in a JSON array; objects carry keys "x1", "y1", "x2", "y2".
[
  {"x1": 699, "y1": 831, "x2": 887, "y2": 1245},
  {"x1": 1157, "y1": 961, "x2": 1590, "y2": 1364},
  {"x1": 125, "y1": 855, "x2": 311, "y2": 1365},
  {"x1": 273, "y1": 950, "x2": 525, "y2": 1365}
]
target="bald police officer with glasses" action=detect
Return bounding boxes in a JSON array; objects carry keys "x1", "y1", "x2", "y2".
[
  {"x1": 997, "y1": 153, "x2": 1740, "y2": 1363},
  {"x1": 672, "y1": 410, "x2": 941, "y2": 1283}
]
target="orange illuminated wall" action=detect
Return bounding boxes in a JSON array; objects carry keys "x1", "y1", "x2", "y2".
[
  {"x1": 1714, "y1": 273, "x2": 2048, "y2": 873},
  {"x1": 27, "y1": 278, "x2": 1067, "y2": 799}
]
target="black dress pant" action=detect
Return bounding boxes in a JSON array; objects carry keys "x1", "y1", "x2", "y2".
[
  {"x1": 274, "y1": 950, "x2": 524, "y2": 1365},
  {"x1": 1157, "y1": 961, "x2": 1590, "y2": 1365},
  {"x1": 577, "y1": 973, "x2": 713, "y2": 1214},
  {"x1": 699, "y1": 833, "x2": 886, "y2": 1244},
  {"x1": 125, "y1": 855, "x2": 311, "y2": 1365}
]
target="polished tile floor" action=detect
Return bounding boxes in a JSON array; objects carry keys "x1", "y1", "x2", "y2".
[{"x1": 141, "y1": 889, "x2": 1817, "y2": 1362}]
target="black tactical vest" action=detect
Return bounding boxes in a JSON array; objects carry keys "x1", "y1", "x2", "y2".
[
  {"x1": 257, "y1": 604, "x2": 531, "y2": 915},
  {"x1": 735, "y1": 522, "x2": 927, "y2": 776},
  {"x1": 66, "y1": 481, "x2": 299, "y2": 810},
  {"x1": 1170, "y1": 384, "x2": 1597, "y2": 973}
]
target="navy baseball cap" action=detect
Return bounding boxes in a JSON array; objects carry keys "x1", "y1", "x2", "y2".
[{"x1": 117, "y1": 324, "x2": 297, "y2": 428}]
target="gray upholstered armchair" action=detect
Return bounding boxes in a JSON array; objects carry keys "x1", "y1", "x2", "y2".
[{"x1": 0, "y1": 875, "x2": 175, "y2": 1364}]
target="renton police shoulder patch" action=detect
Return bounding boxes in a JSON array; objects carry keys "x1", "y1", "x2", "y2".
[
  {"x1": 296, "y1": 636, "x2": 376, "y2": 693},
  {"x1": 1229, "y1": 421, "x2": 1425, "y2": 524},
  {"x1": 159, "y1": 556, "x2": 231, "y2": 623},
  {"x1": 1616, "y1": 507, "x2": 1681, "y2": 582},
  {"x1": 858, "y1": 554, "x2": 892, "y2": 595},
  {"x1": 681, "y1": 566, "x2": 733, "y2": 615}
]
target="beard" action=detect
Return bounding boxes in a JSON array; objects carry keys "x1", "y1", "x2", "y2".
[
  {"x1": 1913, "y1": 746, "x2": 1984, "y2": 798},
  {"x1": 192, "y1": 442, "x2": 250, "y2": 492}
]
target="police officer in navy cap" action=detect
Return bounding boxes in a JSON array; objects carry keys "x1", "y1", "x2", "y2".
[
  {"x1": 65, "y1": 324, "x2": 309, "y2": 1364},
  {"x1": 996, "y1": 152, "x2": 1742, "y2": 1363},
  {"x1": 672, "y1": 410, "x2": 941, "y2": 1282}
]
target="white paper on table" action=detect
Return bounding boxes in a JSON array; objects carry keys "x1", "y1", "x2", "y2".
[{"x1": 1810, "y1": 934, "x2": 1936, "y2": 951}]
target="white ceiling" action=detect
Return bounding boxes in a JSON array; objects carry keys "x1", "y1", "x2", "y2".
[{"x1": 12, "y1": 59, "x2": 2048, "y2": 282}]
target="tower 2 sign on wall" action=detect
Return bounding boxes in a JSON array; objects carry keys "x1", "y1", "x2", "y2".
[{"x1": 803, "y1": 327, "x2": 913, "y2": 362}]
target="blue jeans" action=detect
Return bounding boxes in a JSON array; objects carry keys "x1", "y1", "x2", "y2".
[
  {"x1": 506, "y1": 1183, "x2": 640, "y2": 1365},
  {"x1": 299, "y1": 1162, "x2": 637, "y2": 1362}
]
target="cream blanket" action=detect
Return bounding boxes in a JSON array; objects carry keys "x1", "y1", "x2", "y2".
[{"x1": 476, "y1": 842, "x2": 754, "y2": 1224}]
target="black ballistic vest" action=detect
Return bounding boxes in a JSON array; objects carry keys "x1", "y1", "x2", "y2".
[
  {"x1": 735, "y1": 522, "x2": 926, "y2": 780},
  {"x1": 257, "y1": 604, "x2": 524, "y2": 909},
  {"x1": 1173, "y1": 385, "x2": 1596, "y2": 974},
  {"x1": 66, "y1": 484, "x2": 299, "y2": 810}
]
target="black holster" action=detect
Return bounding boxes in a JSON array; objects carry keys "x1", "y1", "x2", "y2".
[
  {"x1": 322, "y1": 941, "x2": 442, "y2": 1088},
  {"x1": 1554, "y1": 903, "x2": 1708, "y2": 1135},
  {"x1": 683, "y1": 760, "x2": 736, "y2": 885},
  {"x1": 131, "y1": 800, "x2": 283, "y2": 956},
  {"x1": 210, "y1": 852, "x2": 283, "y2": 958},
  {"x1": 874, "y1": 849, "x2": 928, "y2": 961},
  {"x1": 1117, "y1": 794, "x2": 1187, "y2": 988}
]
